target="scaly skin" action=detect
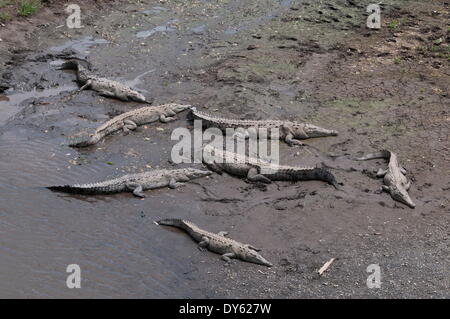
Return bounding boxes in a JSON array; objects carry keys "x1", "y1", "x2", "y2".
[
  {"x1": 157, "y1": 218, "x2": 273, "y2": 267},
  {"x1": 355, "y1": 150, "x2": 415, "y2": 208},
  {"x1": 191, "y1": 107, "x2": 338, "y2": 146},
  {"x1": 47, "y1": 168, "x2": 211, "y2": 198},
  {"x1": 69, "y1": 103, "x2": 190, "y2": 147},
  {"x1": 203, "y1": 144, "x2": 341, "y2": 189},
  {"x1": 58, "y1": 60, "x2": 149, "y2": 103}
]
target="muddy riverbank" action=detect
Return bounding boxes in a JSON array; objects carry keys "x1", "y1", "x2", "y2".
[{"x1": 0, "y1": 0, "x2": 448, "y2": 298}]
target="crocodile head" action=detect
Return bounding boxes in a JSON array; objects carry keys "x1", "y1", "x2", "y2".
[
  {"x1": 384, "y1": 185, "x2": 416, "y2": 208},
  {"x1": 300, "y1": 124, "x2": 338, "y2": 138},
  {"x1": 183, "y1": 168, "x2": 212, "y2": 179},
  {"x1": 127, "y1": 91, "x2": 148, "y2": 103},
  {"x1": 169, "y1": 103, "x2": 192, "y2": 113},
  {"x1": 57, "y1": 59, "x2": 90, "y2": 71},
  {"x1": 67, "y1": 131, "x2": 96, "y2": 148},
  {"x1": 244, "y1": 249, "x2": 273, "y2": 267},
  {"x1": 57, "y1": 60, "x2": 79, "y2": 70}
]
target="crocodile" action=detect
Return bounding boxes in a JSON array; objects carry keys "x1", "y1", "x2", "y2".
[
  {"x1": 57, "y1": 59, "x2": 150, "y2": 103},
  {"x1": 191, "y1": 107, "x2": 338, "y2": 146},
  {"x1": 69, "y1": 103, "x2": 190, "y2": 147},
  {"x1": 157, "y1": 218, "x2": 273, "y2": 267},
  {"x1": 202, "y1": 144, "x2": 341, "y2": 189},
  {"x1": 47, "y1": 168, "x2": 211, "y2": 198},
  {"x1": 355, "y1": 150, "x2": 415, "y2": 208}
]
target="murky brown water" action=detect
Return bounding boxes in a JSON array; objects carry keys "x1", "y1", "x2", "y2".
[{"x1": 0, "y1": 127, "x2": 225, "y2": 297}]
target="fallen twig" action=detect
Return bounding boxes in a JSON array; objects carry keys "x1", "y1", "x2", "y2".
[{"x1": 318, "y1": 258, "x2": 336, "y2": 276}]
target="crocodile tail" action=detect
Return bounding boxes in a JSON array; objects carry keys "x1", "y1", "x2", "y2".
[
  {"x1": 190, "y1": 106, "x2": 207, "y2": 119},
  {"x1": 157, "y1": 218, "x2": 186, "y2": 228},
  {"x1": 354, "y1": 150, "x2": 391, "y2": 161},
  {"x1": 157, "y1": 218, "x2": 199, "y2": 234},
  {"x1": 47, "y1": 185, "x2": 110, "y2": 195},
  {"x1": 317, "y1": 168, "x2": 342, "y2": 190},
  {"x1": 187, "y1": 107, "x2": 196, "y2": 122},
  {"x1": 47, "y1": 185, "x2": 86, "y2": 194}
]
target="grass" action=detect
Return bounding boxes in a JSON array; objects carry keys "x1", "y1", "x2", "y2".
[
  {"x1": 0, "y1": 12, "x2": 12, "y2": 21},
  {"x1": 430, "y1": 45, "x2": 440, "y2": 52},
  {"x1": 0, "y1": 0, "x2": 13, "y2": 9},
  {"x1": 388, "y1": 19, "x2": 398, "y2": 30},
  {"x1": 17, "y1": 0, "x2": 41, "y2": 17},
  {"x1": 393, "y1": 57, "x2": 402, "y2": 64},
  {"x1": 434, "y1": 38, "x2": 443, "y2": 45}
]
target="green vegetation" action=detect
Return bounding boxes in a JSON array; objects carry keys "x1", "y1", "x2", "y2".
[
  {"x1": 434, "y1": 38, "x2": 443, "y2": 45},
  {"x1": 0, "y1": 12, "x2": 12, "y2": 21},
  {"x1": 17, "y1": 0, "x2": 41, "y2": 17},
  {"x1": 388, "y1": 19, "x2": 398, "y2": 30},
  {"x1": 393, "y1": 57, "x2": 402, "y2": 64},
  {"x1": 430, "y1": 45, "x2": 439, "y2": 52},
  {"x1": 0, "y1": 0, "x2": 13, "y2": 9}
]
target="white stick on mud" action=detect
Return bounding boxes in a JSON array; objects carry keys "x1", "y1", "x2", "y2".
[{"x1": 318, "y1": 258, "x2": 336, "y2": 276}]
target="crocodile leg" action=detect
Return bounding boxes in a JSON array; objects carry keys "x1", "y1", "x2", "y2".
[
  {"x1": 218, "y1": 231, "x2": 229, "y2": 237},
  {"x1": 405, "y1": 180, "x2": 411, "y2": 190},
  {"x1": 285, "y1": 133, "x2": 305, "y2": 146},
  {"x1": 126, "y1": 182, "x2": 146, "y2": 198},
  {"x1": 168, "y1": 177, "x2": 185, "y2": 189},
  {"x1": 159, "y1": 114, "x2": 176, "y2": 123},
  {"x1": 165, "y1": 109, "x2": 176, "y2": 117},
  {"x1": 78, "y1": 80, "x2": 92, "y2": 91},
  {"x1": 198, "y1": 236, "x2": 209, "y2": 251},
  {"x1": 376, "y1": 168, "x2": 388, "y2": 177},
  {"x1": 99, "y1": 90, "x2": 117, "y2": 98},
  {"x1": 246, "y1": 244, "x2": 261, "y2": 252},
  {"x1": 123, "y1": 119, "x2": 138, "y2": 133},
  {"x1": 178, "y1": 175, "x2": 191, "y2": 183},
  {"x1": 205, "y1": 162, "x2": 223, "y2": 175},
  {"x1": 221, "y1": 252, "x2": 236, "y2": 262},
  {"x1": 281, "y1": 125, "x2": 307, "y2": 146},
  {"x1": 247, "y1": 168, "x2": 272, "y2": 183},
  {"x1": 61, "y1": 80, "x2": 93, "y2": 102}
]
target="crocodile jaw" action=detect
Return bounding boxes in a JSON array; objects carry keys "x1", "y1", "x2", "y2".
[
  {"x1": 246, "y1": 254, "x2": 273, "y2": 267},
  {"x1": 302, "y1": 124, "x2": 338, "y2": 137},
  {"x1": 171, "y1": 104, "x2": 192, "y2": 113},
  {"x1": 129, "y1": 91, "x2": 147, "y2": 102},
  {"x1": 389, "y1": 186, "x2": 416, "y2": 208},
  {"x1": 243, "y1": 250, "x2": 273, "y2": 267},
  {"x1": 184, "y1": 168, "x2": 212, "y2": 179}
]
